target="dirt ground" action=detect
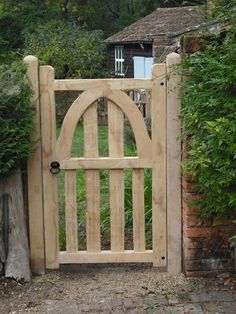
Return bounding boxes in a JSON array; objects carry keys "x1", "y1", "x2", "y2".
[{"x1": 1, "y1": 264, "x2": 236, "y2": 314}]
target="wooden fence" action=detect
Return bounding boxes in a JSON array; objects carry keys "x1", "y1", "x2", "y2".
[{"x1": 24, "y1": 53, "x2": 181, "y2": 275}]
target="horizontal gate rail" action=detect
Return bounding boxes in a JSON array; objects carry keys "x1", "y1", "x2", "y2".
[
  {"x1": 59, "y1": 250, "x2": 153, "y2": 264},
  {"x1": 59, "y1": 157, "x2": 152, "y2": 169},
  {"x1": 54, "y1": 78, "x2": 153, "y2": 91}
]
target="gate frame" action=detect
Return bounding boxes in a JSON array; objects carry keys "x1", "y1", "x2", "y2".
[{"x1": 24, "y1": 52, "x2": 181, "y2": 275}]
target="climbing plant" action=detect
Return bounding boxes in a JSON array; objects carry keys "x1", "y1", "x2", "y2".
[
  {"x1": 0, "y1": 61, "x2": 34, "y2": 178},
  {"x1": 180, "y1": 0, "x2": 236, "y2": 218}
]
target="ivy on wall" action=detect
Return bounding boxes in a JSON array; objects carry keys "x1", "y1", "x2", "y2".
[{"x1": 180, "y1": 16, "x2": 236, "y2": 218}]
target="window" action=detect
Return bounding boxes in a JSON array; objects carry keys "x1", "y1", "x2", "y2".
[
  {"x1": 115, "y1": 46, "x2": 124, "y2": 76},
  {"x1": 133, "y1": 56, "x2": 153, "y2": 78}
]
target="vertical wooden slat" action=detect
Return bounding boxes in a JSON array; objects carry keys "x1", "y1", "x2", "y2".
[
  {"x1": 151, "y1": 64, "x2": 167, "y2": 267},
  {"x1": 166, "y1": 53, "x2": 182, "y2": 274},
  {"x1": 84, "y1": 103, "x2": 100, "y2": 252},
  {"x1": 40, "y1": 66, "x2": 59, "y2": 269},
  {"x1": 108, "y1": 101, "x2": 124, "y2": 252},
  {"x1": 133, "y1": 169, "x2": 145, "y2": 252},
  {"x1": 65, "y1": 170, "x2": 78, "y2": 252},
  {"x1": 24, "y1": 56, "x2": 45, "y2": 274}
]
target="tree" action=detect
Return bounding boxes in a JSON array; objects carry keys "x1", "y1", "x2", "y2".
[
  {"x1": 0, "y1": 0, "x2": 207, "y2": 64},
  {"x1": 0, "y1": 0, "x2": 77, "y2": 63},
  {"x1": 73, "y1": 0, "x2": 162, "y2": 35},
  {"x1": 24, "y1": 20, "x2": 107, "y2": 79}
]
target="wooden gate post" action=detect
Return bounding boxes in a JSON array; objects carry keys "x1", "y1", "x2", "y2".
[
  {"x1": 24, "y1": 56, "x2": 45, "y2": 274},
  {"x1": 166, "y1": 52, "x2": 182, "y2": 274},
  {"x1": 152, "y1": 63, "x2": 167, "y2": 267},
  {"x1": 40, "y1": 66, "x2": 59, "y2": 269}
]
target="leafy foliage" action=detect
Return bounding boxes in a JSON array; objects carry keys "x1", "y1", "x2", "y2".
[
  {"x1": 71, "y1": 0, "x2": 206, "y2": 36},
  {"x1": 0, "y1": 62, "x2": 34, "y2": 178},
  {"x1": 0, "y1": 0, "x2": 59, "y2": 63},
  {"x1": 74, "y1": 0, "x2": 162, "y2": 35},
  {"x1": 181, "y1": 26, "x2": 236, "y2": 218},
  {"x1": 0, "y1": 0, "x2": 207, "y2": 64},
  {"x1": 212, "y1": 0, "x2": 236, "y2": 24},
  {"x1": 24, "y1": 21, "x2": 107, "y2": 79}
]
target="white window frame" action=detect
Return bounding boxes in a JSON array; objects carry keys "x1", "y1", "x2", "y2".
[{"x1": 115, "y1": 46, "x2": 124, "y2": 76}]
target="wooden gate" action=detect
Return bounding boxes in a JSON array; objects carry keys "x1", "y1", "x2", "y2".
[{"x1": 24, "y1": 53, "x2": 182, "y2": 275}]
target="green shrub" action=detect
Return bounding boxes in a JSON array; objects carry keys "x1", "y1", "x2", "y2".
[
  {"x1": 24, "y1": 20, "x2": 108, "y2": 79},
  {"x1": 180, "y1": 28, "x2": 236, "y2": 218},
  {"x1": 0, "y1": 61, "x2": 34, "y2": 178}
]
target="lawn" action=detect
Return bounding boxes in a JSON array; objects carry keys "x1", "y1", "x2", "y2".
[{"x1": 57, "y1": 123, "x2": 152, "y2": 251}]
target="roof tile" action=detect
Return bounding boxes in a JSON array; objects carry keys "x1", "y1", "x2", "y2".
[{"x1": 105, "y1": 6, "x2": 206, "y2": 43}]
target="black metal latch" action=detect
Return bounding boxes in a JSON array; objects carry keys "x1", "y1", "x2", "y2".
[{"x1": 50, "y1": 161, "x2": 60, "y2": 174}]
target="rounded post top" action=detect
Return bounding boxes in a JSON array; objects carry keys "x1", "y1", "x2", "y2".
[
  {"x1": 23, "y1": 55, "x2": 38, "y2": 64},
  {"x1": 166, "y1": 52, "x2": 181, "y2": 66}
]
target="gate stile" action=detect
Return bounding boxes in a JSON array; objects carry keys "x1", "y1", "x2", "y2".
[
  {"x1": 25, "y1": 53, "x2": 182, "y2": 274},
  {"x1": 40, "y1": 66, "x2": 59, "y2": 269}
]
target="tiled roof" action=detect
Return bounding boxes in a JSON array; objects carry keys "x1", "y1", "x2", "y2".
[{"x1": 105, "y1": 6, "x2": 207, "y2": 43}]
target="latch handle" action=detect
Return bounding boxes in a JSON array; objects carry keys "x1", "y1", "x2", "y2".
[{"x1": 50, "y1": 161, "x2": 60, "y2": 174}]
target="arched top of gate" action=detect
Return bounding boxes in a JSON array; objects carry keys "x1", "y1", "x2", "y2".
[{"x1": 56, "y1": 88, "x2": 151, "y2": 159}]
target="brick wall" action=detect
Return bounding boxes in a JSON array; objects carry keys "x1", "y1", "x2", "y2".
[
  {"x1": 153, "y1": 37, "x2": 177, "y2": 63},
  {"x1": 182, "y1": 173, "x2": 236, "y2": 275},
  {"x1": 181, "y1": 36, "x2": 236, "y2": 275}
]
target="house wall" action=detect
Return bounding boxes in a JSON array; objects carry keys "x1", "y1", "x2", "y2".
[{"x1": 107, "y1": 43, "x2": 152, "y2": 78}]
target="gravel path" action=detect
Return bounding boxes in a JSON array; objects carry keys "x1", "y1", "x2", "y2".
[{"x1": 1, "y1": 264, "x2": 236, "y2": 313}]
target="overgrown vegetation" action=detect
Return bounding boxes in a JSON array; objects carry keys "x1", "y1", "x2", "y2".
[
  {"x1": 0, "y1": 62, "x2": 34, "y2": 178},
  {"x1": 180, "y1": 0, "x2": 236, "y2": 218},
  {"x1": 24, "y1": 21, "x2": 107, "y2": 79},
  {"x1": 0, "y1": 0, "x2": 206, "y2": 65}
]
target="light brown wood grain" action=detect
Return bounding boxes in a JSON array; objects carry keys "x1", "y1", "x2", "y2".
[
  {"x1": 24, "y1": 56, "x2": 45, "y2": 274},
  {"x1": 151, "y1": 64, "x2": 167, "y2": 268},
  {"x1": 54, "y1": 78, "x2": 152, "y2": 91},
  {"x1": 65, "y1": 170, "x2": 78, "y2": 253},
  {"x1": 35, "y1": 61, "x2": 173, "y2": 268},
  {"x1": 108, "y1": 101, "x2": 124, "y2": 252},
  {"x1": 166, "y1": 53, "x2": 182, "y2": 274},
  {"x1": 59, "y1": 250, "x2": 153, "y2": 263},
  {"x1": 56, "y1": 88, "x2": 151, "y2": 160},
  {"x1": 133, "y1": 169, "x2": 145, "y2": 252},
  {"x1": 40, "y1": 66, "x2": 59, "y2": 269},
  {"x1": 83, "y1": 103, "x2": 101, "y2": 252},
  {"x1": 59, "y1": 157, "x2": 152, "y2": 169}
]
